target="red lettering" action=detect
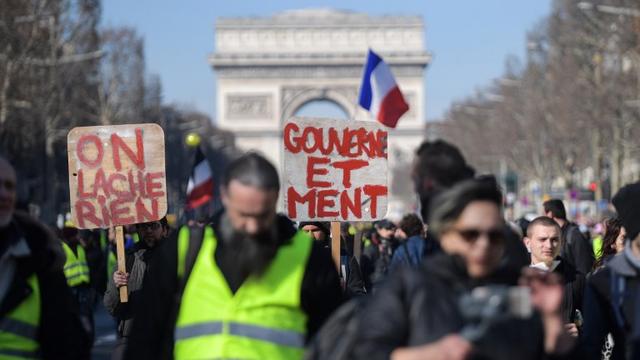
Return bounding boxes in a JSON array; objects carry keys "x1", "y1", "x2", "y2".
[
  {"x1": 306, "y1": 157, "x2": 331, "y2": 188},
  {"x1": 108, "y1": 173, "x2": 132, "y2": 199},
  {"x1": 331, "y1": 159, "x2": 368, "y2": 188},
  {"x1": 283, "y1": 123, "x2": 301, "y2": 153},
  {"x1": 127, "y1": 170, "x2": 144, "y2": 198},
  {"x1": 77, "y1": 169, "x2": 96, "y2": 198},
  {"x1": 301, "y1": 127, "x2": 322, "y2": 154},
  {"x1": 110, "y1": 198, "x2": 134, "y2": 225},
  {"x1": 138, "y1": 171, "x2": 147, "y2": 198},
  {"x1": 97, "y1": 195, "x2": 112, "y2": 227},
  {"x1": 94, "y1": 169, "x2": 111, "y2": 197},
  {"x1": 317, "y1": 189, "x2": 339, "y2": 218},
  {"x1": 340, "y1": 188, "x2": 362, "y2": 220},
  {"x1": 287, "y1": 187, "x2": 316, "y2": 219},
  {"x1": 76, "y1": 134, "x2": 103, "y2": 168},
  {"x1": 74, "y1": 200, "x2": 101, "y2": 228},
  {"x1": 356, "y1": 128, "x2": 372, "y2": 157},
  {"x1": 136, "y1": 197, "x2": 159, "y2": 223},
  {"x1": 145, "y1": 172, "x2": 165, "y2": 197},
  {"x1": 363, "y1": 185, "x2": 388, "y2": 218},
  {"x1": 374, "y1": 130, "x2": 388, "y2": 158},
  {"x1": 111, "y1": 128, "x2": 145, "y2": 171}
]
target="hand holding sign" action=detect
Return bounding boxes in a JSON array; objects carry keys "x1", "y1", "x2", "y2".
[{"x1": 67, "y1": 124, "x2": 167, "y2": 302}]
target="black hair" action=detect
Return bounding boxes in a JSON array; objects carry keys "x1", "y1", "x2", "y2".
[
  {"x1": 593, "y1": 217, "x2": 624, "y2": 269},
  {"x1": 543, "y1": 199, "x2": 567, "y2": 220},
  {"x1": 222, "y1": 152, "x2": 280, "y2": 192},
  {"x1": 414, "y1": 140, "x2": 475, "y2": 189},
  {"x1": 399, "y1": 213, "x2": 424, "y2": 237},
  {"x1": 428, "y1": 178, "x2": 503, "y2": 236}
]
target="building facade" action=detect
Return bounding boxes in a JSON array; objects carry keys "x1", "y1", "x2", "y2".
[{"x1": 210, "y1": 9, "x2": 431, "y2": 217}]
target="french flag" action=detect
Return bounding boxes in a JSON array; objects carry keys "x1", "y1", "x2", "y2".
[
  {"x1": 358, "y1": 49, "x2": 409, "y2": 128},
  {"x1": 186, "y1": 147, "x2": 214, "y2": 210}
]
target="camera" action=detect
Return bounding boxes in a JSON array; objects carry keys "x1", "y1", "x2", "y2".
[{"x1": 458, "y1": 285, "x2": 532, "y2": 342}]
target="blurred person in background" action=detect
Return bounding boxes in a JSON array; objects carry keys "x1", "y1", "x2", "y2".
[
  {"x1": 352, "y1": 178, "x2": 577, "y2": 360},
  {"x1": 543, "y1": 199, "x2": 594, "y2": 275},
  {"x1": 592, "y1": 217, "x2": 625, "y2": 271},
  {"x1": 104, "y1": 217, "x2": 170, "y2": 359},
  {"x1": 0, "y1": 155, "x2": 87, "y2": 359},
  {"x1": 583, "y1": 182, "x2": 640, "y2": 360},
  {"x1": 389, "y1": 213, "x2": 426, "y2": 271}
]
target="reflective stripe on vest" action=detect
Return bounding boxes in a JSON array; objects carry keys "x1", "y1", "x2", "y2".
[
  {"x1": 62, "y1": 242, "x2": 90, "y2": 287},
  {"x1": 0, "y1": 274, "x2": 41, "y2": 358},
  {"x1": 174, "y1": 226, "x2": 313, "y2": 360},
  {"x1": 175, "y1": 321, "x2": 305, "y2": 348}
]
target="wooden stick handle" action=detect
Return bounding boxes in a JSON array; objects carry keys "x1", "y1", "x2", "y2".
[
  {"x1": 115, "y1": 226, "x2": 128, "y2": 303},
  {"x1": 330, "y1": 222, "x2": 341, "y2": 274}
]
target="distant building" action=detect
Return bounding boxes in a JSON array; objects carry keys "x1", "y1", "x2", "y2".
[{"x1": 210, "y1": 9, "x2": 431, "y2": 215}]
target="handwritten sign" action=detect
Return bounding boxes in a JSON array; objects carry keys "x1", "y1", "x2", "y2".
[
  {"x1": 67, "y1": 124, "x2": 167, "y2": 229},
  {"x1": 284, "y1": 117, "x2": 388, "y2": 221}
]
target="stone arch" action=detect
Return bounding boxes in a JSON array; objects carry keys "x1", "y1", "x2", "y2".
[{"x1": 281, "y1": 87, "x2": 356, "y2": 124}]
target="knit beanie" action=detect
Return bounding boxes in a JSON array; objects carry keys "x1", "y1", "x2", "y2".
[{"x1": 612, "y1": 181, "x2": 640, "y2": 241}]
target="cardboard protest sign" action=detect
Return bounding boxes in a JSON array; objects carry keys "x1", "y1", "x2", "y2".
[
  {"x1": 284, "y1": 117, "x2": 388, "y2": 221},
  {"x1": 67, "y1": 124, "x2": 167, "y2": 229}
]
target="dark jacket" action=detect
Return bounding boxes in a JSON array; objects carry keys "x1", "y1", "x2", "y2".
[
  {"x1": 561, "y1": 222, "x2": 594, "y2": 275},
  {"x1": 582, "y1": 245, "x2": 640, "y2": 360},
  {"x1": 104, "y1": 240, "x2": 160, "y2": 338},
  {"x1": 361, "y1": 238, "x2": 397, "y2": 292},
  {"x1": 0, "y1": 211, "x2": 88, "y2": 359},
  {"x1": 351, "y1": 254, "x2": 563, "y2": 360},
  {"x1": 389, "y1": 235, "x2": 425, "y2": 271},
  {"x1": 125, "y1": 213, "x2": 343, "y2": 360},
  {"x1": 551, "y1": 258, "x2": 585, "y2": 324}
]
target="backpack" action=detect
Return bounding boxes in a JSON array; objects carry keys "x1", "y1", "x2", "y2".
[{"x1": 304, "y1": 297, "x2": 367, "y2": 360}]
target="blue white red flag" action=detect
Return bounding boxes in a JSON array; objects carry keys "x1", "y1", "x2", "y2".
[
  {"x1": 186, "y1": 147, "x2": 213, "y2": 210},
  {"x1": 358, "y1": 49, "x2": 409, "y2": 128}
]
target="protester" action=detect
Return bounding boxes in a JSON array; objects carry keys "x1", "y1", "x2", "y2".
[
  {"x1": 299, "y1": 221, "x2": 366, "y2": 297},
  {"x1": 361, "y1": 219, "x2": 397, "y2": 292},
  {"x1": 543, "y1": 199, "x2": 594, "y2": 275},
  {"x1": 582, "y1": 182, "x2": 640, "y2": 360},
  {"x1": 592, "y1": 217, "x2": 625, "y2": 270},
  {"x1": 389, "y1": 213, "x2": 426, "y2": 270},
  {"x1": 104, "y1": 217, "x2": 170, "y2": 359},
  {"x1": 351, "y1": 179, "x2": 577, "y2": 360},
  {"x1": 411, "y1": 140, "x2": 529, "y2": 271},
  {"x1": 0, "y1": 156, "x2": 88, "y2": 359},
  {"x1": 126, "y1": 153, "x2": 342, "y2": 359},
  {"x1": 524, "y1": 216, "x2": 584, "y2": 334},
  {"x1": 61, "y1": 222, "x2": 95, "y2": 356}
]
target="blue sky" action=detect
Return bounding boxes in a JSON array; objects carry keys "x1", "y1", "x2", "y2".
[{"x1": 102, "y1": 0, "x2": 551, "y2": 122}]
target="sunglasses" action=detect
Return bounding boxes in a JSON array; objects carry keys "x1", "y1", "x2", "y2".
[
  {"x1": 137, "y1": 222, "x2": 161, "y2": 230},
  {"x1": 449, "y1": 227, "x2": 504, "y2": 244}
]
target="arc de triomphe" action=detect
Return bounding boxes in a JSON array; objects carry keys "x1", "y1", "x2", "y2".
[{"x1": 209, "y1": 9, "x2": 431, "y2": 218}]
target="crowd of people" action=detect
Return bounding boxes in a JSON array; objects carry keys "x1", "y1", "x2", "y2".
[{"x1": 2, "y1": 138, "x2": 640, "y2": 359}]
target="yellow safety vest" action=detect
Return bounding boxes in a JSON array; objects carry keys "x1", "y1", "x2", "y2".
[
  {"x1": 174, "y1": 226, "x2": 312, "y2": 360},
  {"x1": 0, "y1": 274, "x2": 41, "y2": 359},
  {"x1": 61, "y1": 242, "x2": 90, "y2": 287}
]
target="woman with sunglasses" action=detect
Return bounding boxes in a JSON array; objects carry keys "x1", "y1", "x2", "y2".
[{"x1": 350, "y1": 179, "x2": 577, "y2": 360}]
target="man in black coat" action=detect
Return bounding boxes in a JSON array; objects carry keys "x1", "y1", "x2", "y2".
[
  {"x1": 543, "y1": 199, "x2": 594, "y2": 275},
  {"x1": 582, "y1": 182, "x2": 640, "y2": 360},
  {"x1": 524, "y1": 216, "x2": 584, "y2": 333},
  {"x1": 104, "y1": 217, "x2": 169, "y2": 359},
  {"x1": 0, "y1": 156, "x2": 88, "y2": 359}
]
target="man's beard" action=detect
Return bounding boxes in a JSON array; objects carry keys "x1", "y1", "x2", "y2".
[{"x1": 219, "y1": 214, "x2": 280, "y2": 278}]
